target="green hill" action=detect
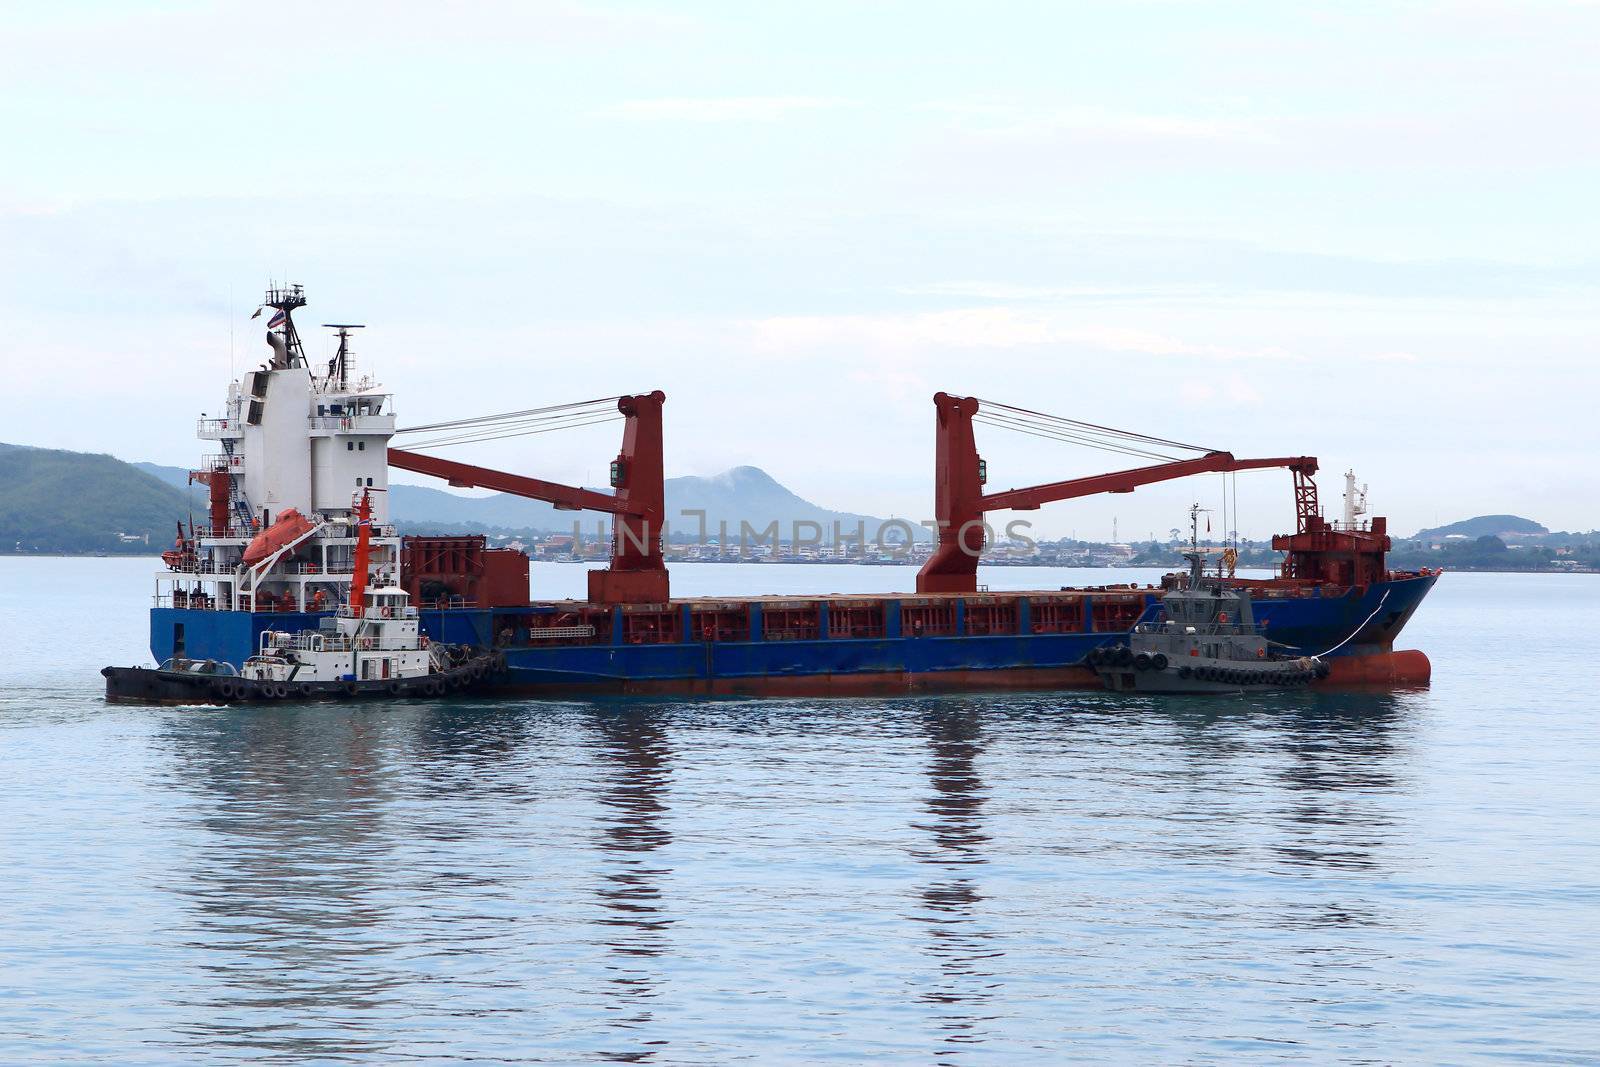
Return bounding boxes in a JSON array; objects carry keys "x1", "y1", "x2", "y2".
[
  {"x1": 0, "y1": 444, "x2": 190, "y2": 554},
  {"x1": 1, "y1": 443, "x2": 918, "y2": 554},
  {"x1": 1409, "y1": 515, "x2": 1548, "y2": 541}
]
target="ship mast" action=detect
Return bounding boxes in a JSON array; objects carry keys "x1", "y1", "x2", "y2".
[
  {"x1": 350, "y1": 488, "x2": 375, "y2": 607},
  {"x1": 322, "y1": 323, "x2": 365, "y2": 391},
  {"x1": 1184, "y1": 503, "x2": 1209, "y2": 587},
  {"x1": 1342, "y1": 469, "x2": 1368, "y2": 528},
  {"x1": 264, "y1": 283, "x2": 308, "y2": 368}
]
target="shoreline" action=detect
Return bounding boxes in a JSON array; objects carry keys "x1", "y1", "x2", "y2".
[{"x1": 3, "y1": 552, "x2": 1593, "y2": 576}]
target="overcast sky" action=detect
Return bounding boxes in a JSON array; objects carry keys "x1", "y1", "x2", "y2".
[{"x1": 2, "y1": 1, "x2": 1596, "y2": 539}]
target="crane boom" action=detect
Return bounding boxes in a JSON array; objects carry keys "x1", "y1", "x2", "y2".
[
  {"x1": 387, "y1": 391, "x2": 670, "y2": 604},
  {"x1": 387, "y1": 450, "x2": 630, "y2": 515},
  {"x1": 916, "y1": 392, "x2": 1319, "y2": 594}
]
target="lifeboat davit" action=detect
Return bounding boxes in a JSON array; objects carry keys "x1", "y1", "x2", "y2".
[{"x1": 242, "y1": 509, "x2": 315, "y2": 567}]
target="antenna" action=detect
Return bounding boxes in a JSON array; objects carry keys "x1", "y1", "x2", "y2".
[
  {"x1": 1342, "y1": 469, "x2": 1369, "y2": 528},
  {"x1": 321, "y1": 323, "x2": 365, "y2": 391},
  {"x1": 264, "y1": 283, "x2": 309, "y2": 368}
]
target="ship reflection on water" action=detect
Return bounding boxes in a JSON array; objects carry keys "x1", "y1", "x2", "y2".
[
  {"x1": 145, "y1": 689, "x2": 1418, "y2": 1061},
  {"x1": 584, "y1": 707, "x2": 675, "y2": 1064},
  {"x1": 156, "y1": 708, "x2": 410, "y2": 1061},
  {"x1": 911, "y1": 704, "x2": 1002, "y2": 1061}
]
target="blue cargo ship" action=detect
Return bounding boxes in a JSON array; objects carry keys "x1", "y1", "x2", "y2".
[{"x1": 131, "y1": 286, "x2": 1437, "y2": 699}]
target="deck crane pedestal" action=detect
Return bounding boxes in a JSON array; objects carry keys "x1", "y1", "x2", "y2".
[
  {"x1": 389, "y1": 391, "x2": 670, "y2": 605},
  {"x1": 915, "y1": 392, "x2": 1321, "y2": 595}
]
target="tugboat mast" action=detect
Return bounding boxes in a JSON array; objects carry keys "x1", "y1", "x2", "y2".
[{"x1": 1185, "y1": 503, "x2": 1210, "y2": 587}]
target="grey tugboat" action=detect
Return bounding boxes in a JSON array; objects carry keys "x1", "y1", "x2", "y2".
[{"x1": 1088, "y1": 505, "x2": 1329, "y2": 694}]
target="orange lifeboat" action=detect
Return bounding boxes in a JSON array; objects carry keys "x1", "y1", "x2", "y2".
[{"x1": 242, "y1": 509, "x2": 315, "y2": 567}]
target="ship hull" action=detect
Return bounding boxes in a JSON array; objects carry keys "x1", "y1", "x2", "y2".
[{"x1": 144, "y1": 573, "x2": 1436, "y2": 698}]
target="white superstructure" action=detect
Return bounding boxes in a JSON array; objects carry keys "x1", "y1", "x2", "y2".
[
  {"x1": 242, "y1": 583, "x2": 440, "y2": 684},
  {"x1": 157, "y1": 286, "x2": 402, "y2": 615}
]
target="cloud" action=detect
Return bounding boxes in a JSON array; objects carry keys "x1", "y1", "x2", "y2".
[
  {"x1": 1179, "y1": 376, "x2": 1265, "y2": 408},
  {"x1": 934, "y1": 102, "x2": 1274, "y2": 145},
  {"x1": 600, "y1": 96, "x2": 848, "y2": 122},
  {"x1": 746, "y1": 308, "x2": 1297, "y2": 362}
]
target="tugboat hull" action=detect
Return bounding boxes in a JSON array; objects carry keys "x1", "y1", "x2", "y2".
[
  {"x1": 102, "y1": 651, "x2": 506, "y2": 705},
  {"x1": 1094, "y1": 655, "x2": 1328, "y2": 694}
]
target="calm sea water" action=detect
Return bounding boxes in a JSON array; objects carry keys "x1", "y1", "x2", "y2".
[{"x1": 2, "y1": 557, "x2": 1597, "y2": 1064}]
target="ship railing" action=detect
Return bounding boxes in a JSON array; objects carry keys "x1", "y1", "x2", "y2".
[
  {"x1": 200, "y1": 453, "x2": 246, "y2": 471},
  {"x1": 166, "y1": 559, "x2": 214, "y2": 575},
  {"x1": 307, "y1": 414, "x2": 397, "y2": 433},
  {"x1": 285, "y1": 562, "x2": 355, "y2": 575},
  {"x1": 197, "y1": 417, "x2": 243, "y2": 438},
  {"x1": 322, "y1": 523, "x2": 399, "y2": 539},
  {"x1": 154, "y1": 594, "x2": 225, "y2": 610},
  {"x1": 198, "y1": 524, "x2": 254, "y2": 540},
  {"x1": 335, "y1": 605, "x2": 420, "y2": 620},
  {"x1": 417, "y1": 595, "x2": 477, "y2": 610},
  {"x1": 265, "y1": 631, "x2": 354, "y2": 654},
  {"x1": 527, "y1": 625, "x2": 597, "y2": 640}
]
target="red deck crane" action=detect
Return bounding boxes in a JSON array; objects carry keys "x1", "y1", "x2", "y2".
[
  {"x1": 915, "y1": 392, "x2": 1320, "y2": 595},
  {"x1": 389, "y1": 391, "x2": 670, "y2": 604}
]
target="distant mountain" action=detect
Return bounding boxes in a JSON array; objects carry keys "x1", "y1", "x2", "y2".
[
  {"x1": 390, "y1": 464, "x2": 923, "y2": 541},
  {"x1": 1410, "y1": 515, "x2": 1549, "y2": 541},
  {"x1": 132, "y1": 461, "x2": 207, "y2": 509},
  {"x1": 1, "y1": 442, "x2": 922, "y2": 552},
  {"x1": 0, "y1": 444, "x2": 190, "y2": 553}
]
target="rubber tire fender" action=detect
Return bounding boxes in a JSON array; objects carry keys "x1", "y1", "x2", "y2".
[
  {"x1": 1115, "y1": 645, "x2": 1133, "y2": 667},
  {"x1": 217, "y1": 679, "x2": 238, "y2": 700},
  {"x1": 1133, "y1": 652, "x2": 1152, "y2": 671},
  {"x1": 1151, "y1": 653, "x2": 1169, "y2": 672},
  {"x1": 387, "y1": 681, "x2": 406, "y2": 697}
]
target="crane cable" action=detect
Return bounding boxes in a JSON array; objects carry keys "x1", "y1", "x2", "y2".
[
  {"x1": 973, "y1": 410, "x2": 1184, "y2": 464},
  {"x1": 973, "y1": 397, "x2": 1218, "y2": 454},
  {"x1": 402, "y1": 413, "x2": 624, "y2": 450},
  {"x1": 393, "y1": 396, "x2": 624, "y2": 449},
  {"x1": 395, "y1": 396, "x2": 621, "y2": 434}
]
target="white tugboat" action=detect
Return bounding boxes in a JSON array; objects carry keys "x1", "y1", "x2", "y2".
[
  {"x1": 105, "y1": 491, "x2": 505, "y2": 703},
  {"x1": 102, "y1": 284, "x2": 506, "y2": 704},
  {"x1": 1088, "y1": 505, "x2": 1329, "y2": 694}
]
